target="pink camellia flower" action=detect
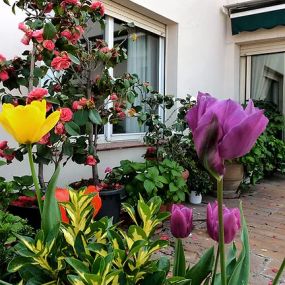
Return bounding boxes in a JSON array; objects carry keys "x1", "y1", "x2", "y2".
[
  {"x1": 72, "y1": 101, "x2": 82, "y2": 110},
  {"x1": 64, "y1": 0, "x2": 79, "y2": 5},
  {"x1": 32, "y1": 29, "x2": 44, "y2": 43},
  {"x1": 27, "y1": 88, "x2": 48, "y2": 102},
  {"x1": 186, "y1": 92, "x2": 269, "y2": 176},
  {"x1": 0, "y1": 141, "x2": 14, "y2": 162},
  {"x1": 171, "y1": 204, "x2": 193, "y2": 239},
  {"x1": 71, "y1": 25, "x2": 84, "y2": 43},
  {"x1": 0, "y1": 140, "x2": 8, "y2": 150},
  {"x1": 100, "y1": 47, "x2": 110, "y2": 53},
  {"x1": 118, "y1": 112, "x2": 126, "y2": 119},
  {"x1": 0, "y1": 54, "x2": 6, "y2": 63},
  {"x1": 110, "y1": 93, "x2": 118, "y2": 101},
  {"x1": 61, "y1": 30, "x2": 73, "y2": 41},
  {"x1": 55, "y1": 122, "x2": 65, "y2": 135},
  {"x1": 86, "y1": 155, "x2": 97, "y2": 166},
  {"x1": 21, "y1": 35, "x2": 31, "y2": 45},
  {"x1": 44, "y1": 3, "x2": 54, "y2": 13},
  {"x1": 79, "y1": 97, "x2": 88, "y2": 106},
  {"x1": 38, "y1": 132, "x2": 50, "y2": 145},
  {"x1": 90, "y1": 1, "x2": 105, "y2": 16},
  {"x1": 60, "y1": 107, "x2": 73, "y2": 122},
  {"x1": 18, "y1": 22, "x2": 29, "y2": 32},
  {"x1": 207, "y1": 202, "x2": 241, "y2": 244},
  {"x1": 43, "y1": 40, "x2": 55, "y2": 51},
  {"x1": 51, "y1": 53, "x2": 71, "y2": 71},
  {"x1": 0, "y1": 70, "x2": 9, "y2": 81},
  {"x1": 105, "y1": 167, "x2": 112, "y2": 173}
]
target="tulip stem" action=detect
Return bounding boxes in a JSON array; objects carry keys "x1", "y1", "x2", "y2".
[
  {"x1": 217, "y1": 177, "x2": 227, "y2": 285},
  {"x1": 272, "y1": 258, "x2": 285, "y2": 285},
  {"x1": 27, "y1": 144, "x2": 43, "y2": 216},
  {"x1": 211, "y1": 245, "x2": 220, "y2": 285}
]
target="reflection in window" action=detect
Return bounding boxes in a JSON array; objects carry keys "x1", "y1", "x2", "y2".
[
  {"x1": 251, "y1": 53, "x2": 284, "y2": 113},
  {"x1": 113, "y1": 19, "x2": 160, "y2": 134}
]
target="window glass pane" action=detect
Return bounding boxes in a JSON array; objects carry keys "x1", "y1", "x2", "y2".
[
  {"x1": 113, "y1": 19, "x2": 160, "y2": 134},
  {"x1": 251, "y1": 53, "x2": 284, "y2": 113}
]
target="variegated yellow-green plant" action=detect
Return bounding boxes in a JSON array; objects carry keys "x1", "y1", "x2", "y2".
[{"x1": 6, "y1": 191, "x2": 188, "y2": 285}]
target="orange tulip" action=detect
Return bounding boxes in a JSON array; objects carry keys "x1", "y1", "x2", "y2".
[
  {"x1": 54, "y1": 186, "x2": 102, "y2": 223},
  {"x1": 55, "y1": 188, "x2": 70, "y2": 223},
  {"x1": 84, "y1": 185, "x2": 102, "y2": 218}
]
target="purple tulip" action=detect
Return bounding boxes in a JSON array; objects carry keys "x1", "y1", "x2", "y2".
[
  {"x1": 170, "y1": 204, "x2": 193, "y2": 238},
  {"x1": 207, "y1": 202, "x2": 241, "y2": 244},
  {"x1": 186, "y1": 92, "x2": 268, "y2": 175}
]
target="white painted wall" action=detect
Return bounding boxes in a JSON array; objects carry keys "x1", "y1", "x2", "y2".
[{"x1": 1, "y1": 0, "x2": 285, "y2": 183}]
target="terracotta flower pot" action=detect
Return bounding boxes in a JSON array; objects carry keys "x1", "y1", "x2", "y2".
[{"x1": 223, "y1": 162, "x2": 244, "y2": 198}]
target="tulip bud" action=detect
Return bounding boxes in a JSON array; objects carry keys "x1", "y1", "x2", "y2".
[
  {"x1": 207, "y1": 202, "x2": 241, "y2": 244},
  {"x1": 170, "y1": 204, "x2": 193, "y2": 238}
]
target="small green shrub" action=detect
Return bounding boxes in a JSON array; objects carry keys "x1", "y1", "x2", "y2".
[
  {"x1": 104, "y1": 158, "x2": 188, "y2": 204},
  {"x1": 239, "y1": 100, "x2": 285, "y2": 186},
  {"x1": 0, "y1": 175, "x2": 34, "y2": 211},
  {"x1": 0, "y1": 211, "x2": 34, "y2": 282},
  {"x1": 5, "y1": 190, "x2": 187, "y2": 284}
]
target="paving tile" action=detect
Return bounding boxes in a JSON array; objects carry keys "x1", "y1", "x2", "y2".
[{"x1": 157, "y1": 176, "x2": 285, "y2": 284}]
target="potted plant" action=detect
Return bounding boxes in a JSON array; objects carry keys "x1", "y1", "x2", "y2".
[
  {"x1": 221, "y1": 160, "x2": 244, "y2": 198},
  {"x1": 0, "y1": 174, "x2": 42, "y2": 228},
  {"x1": 0, "y1": 0, "x2": 162, "y2": 222}
]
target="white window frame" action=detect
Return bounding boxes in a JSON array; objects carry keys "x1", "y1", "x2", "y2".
[
  {"x1": 239, "y1": 40, "x2": 285, "y2": 103},
  {"x1": 101, "y1": 14, "x2": 166, "y2": 143}
]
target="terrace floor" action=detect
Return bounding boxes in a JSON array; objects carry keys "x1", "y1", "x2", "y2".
[{"x1": 158, "y1": 175, "x2": 285, "y2": 285}]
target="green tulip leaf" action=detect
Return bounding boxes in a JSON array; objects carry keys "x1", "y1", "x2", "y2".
[
  {"x1": 41, "y1": 166, "x2": 61, "y2": 240},
  {"x1": 228, "y1": 202, "x2": 250, "y2": 285},
  {"x1": 185, "y1": 246, "x2": 215, "y2": 285},
  {"x1": 173, "y1": 238, "x2": 186, "y2": 277},
  {"x1": 0, "y1": 160, "x2": 6, "y2": 166}
]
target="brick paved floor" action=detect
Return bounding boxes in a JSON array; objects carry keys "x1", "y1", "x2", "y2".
[{"x1": 157, "y1": 175, "x2": 285, "y2": 285}]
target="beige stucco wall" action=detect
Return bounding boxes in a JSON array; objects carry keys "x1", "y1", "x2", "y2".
[{"x1": 1, "y1": 0, "x2": 285, "y2": 183}]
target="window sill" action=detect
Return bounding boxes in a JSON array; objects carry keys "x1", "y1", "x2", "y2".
[{"x1": 97, "y1": 141, "x2": 146, "y2": 152}]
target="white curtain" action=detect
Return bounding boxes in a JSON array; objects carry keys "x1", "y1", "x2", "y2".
[
  {"x1": 123, "y1": 32, "x2": 159, "y2": 133},
  {"x1": 251, "y1": 53, "x2": 284, "y2": 105}
]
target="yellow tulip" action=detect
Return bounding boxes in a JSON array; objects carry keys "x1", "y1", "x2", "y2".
[{"x1": 0, "y1": 100, "x2": 60, "y2": 144}]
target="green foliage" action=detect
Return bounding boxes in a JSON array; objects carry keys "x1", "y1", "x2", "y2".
[
  {"x1": 0, "y1": 175, "x2": 34, "y2": 211},
  {"x1": 0, "y1": 211, "x2": 34, "y2": 282},
  {"x1": 164, "y1": 134, "x2": 214, "y2": 195},
  {"x1": 239, "y1": 100, "x2": 285, "y2": 187},
  {"x1": 104, "y1": 159, "x2": 188, "y2": 204},
  {"x1": 6, "y1": 193, "x2": 188, "y2": 284}
]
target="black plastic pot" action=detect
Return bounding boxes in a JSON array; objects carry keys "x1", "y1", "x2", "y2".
[
  {"x1": 95, "y1": 188, "x2": 123, "y2": 223},
  {"x1": 7, "y1": 205, "x2": 41, "y2": 229}
]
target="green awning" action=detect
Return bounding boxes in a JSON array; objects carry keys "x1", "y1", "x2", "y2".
[{"x1": 232, "y1": 8, "x2": 285, "y2": 35}]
